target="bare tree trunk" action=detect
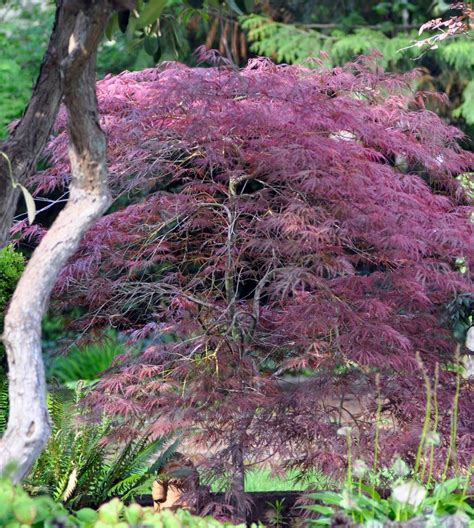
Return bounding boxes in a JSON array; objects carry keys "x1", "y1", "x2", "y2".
[
  {"x1": 0, "y1": 1, "x2": 112, "y2": 482},
  {"x1": 230, "y1": 440, "x2": 246, "y2": 497},
  {"x1": 229, "y1": 410, "x2": 255, "y2": 520}
]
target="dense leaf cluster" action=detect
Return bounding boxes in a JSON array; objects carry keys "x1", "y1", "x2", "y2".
[
  {"x1": 27, "y1": 57, "x2": 474, "y2": 492},
  {"x1": 0, "y1": 244, "x2": 25, "y2": 375},
  {"x1": 0, "y1": 244, "x2": 24, "y2": 310}
]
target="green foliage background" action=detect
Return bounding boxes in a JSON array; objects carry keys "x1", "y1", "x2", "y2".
[
  {"x1": 0, "y1": 2, "x2": 53, "y2": 137},
  {"x1": 0, "y1": 1, "x2": 159, "y2": 138},
  {"x1": 1, "y1": 0, "x2": 472, "y2": 141},
  {"x1": 240, "y1": 11, "x2": 474, "y2": 130}
]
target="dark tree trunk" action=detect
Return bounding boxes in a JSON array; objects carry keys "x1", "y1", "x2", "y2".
[
  {"x1": 0, "y1": 182, "x2": 19, "y2": 249},
  {"x1": 0, "y1": 1, "x2": 77, "y2": 248}
]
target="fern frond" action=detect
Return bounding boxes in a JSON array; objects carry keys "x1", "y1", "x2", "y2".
[
  {"x1": 107, "y1": 473, "x2": 145, "y2": 497},
  {"x1": 112, "y1": 435, "x2": 180, "y2": 503},
  {"x1": 453, "y1": 80, "x2": 474, "y2": 125},
  {"x1": 47, "y1": 391, "x2": 66, "y2": 432},
  {"x1": 52, "y1": 465, "x2": 72, "y2": 502},
  {"x1": 240, "y1": 14, "x2": 324, "y2": 64},
  {"x1": 146, "y1": 436, "x2": 181, "y2": 476},
  {"x1": 119, "y1": 475, "x2": 156, "y2": 502},
  {"x1": 128, "y1": 434, "x2": 170, "y2": 468},
  {"x1": 62, "y1": 467, "x2": 78, "y2": 502},
  {"x1": 440, "y1": 39, "x2": 474, "y2": 73}
]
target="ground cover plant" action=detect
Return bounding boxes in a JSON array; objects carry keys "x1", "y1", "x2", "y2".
[
  {"x1": 20, "y1": 50, "x2": 473, "y2": 512},
  {"x1": 0, "y1": 477, "x2": 248, "y2": 528},
  {"x1": 304, "y1": 362, "x2": 474, "y2": 526},
  {"x1": 306, "y1": 475, "x2": 473, "y2": 527}
]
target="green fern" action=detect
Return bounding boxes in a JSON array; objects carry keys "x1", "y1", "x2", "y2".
[
  {"x1": 453, "y1": 80, "x2": 474, "y2": 125},
  {"x1": 25, "y1": 396, "x2": 179, "y2": 509},
  {"x1": 331, "y1": 28, "x2": 415, "y2": 68},
  {"x1": 25, "y1": 392, "x2": 110, "y2": 502},
  {"x1": 439, "y1": 38, "x2": 474, "y2": 125},
  {"x1": 47, "y1": 390, "x2": 67, "y2": 433},
  {"x1": 240, "y1": 14, "x2": 325, "y2": 64},
  {"x1": 440, "y1": 38, "x2": 474, "y2": 74},
  {"x1": 240, "y1": 15, "x2": 416, "y2": 68},
  {"x1": 99, "y1": 435, "x2": 181, "y2": 503},
  {"x1": 116, "y1": 436, "x2": 182, "y2": 501}
]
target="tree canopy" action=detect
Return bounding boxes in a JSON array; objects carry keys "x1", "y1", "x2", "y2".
[{"x1": 23, "y1": 56, "x2": 474, "y2": 492}]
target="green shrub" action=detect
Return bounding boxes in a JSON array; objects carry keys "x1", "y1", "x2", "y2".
[
  {"x1": 0, "y1": 244, "x2": 25, "y2": 429},
  {"x1": 75, "y1": 500, "x2": 249, "y2": 528},
  {"x1": 0, "y1": 478, "x2": 69, "y2": 527},
  {"x1": 0, "y1": 244, "x2": 25, "y2": 377},
  {"x1": 0, "y1": 244, "x2": 24, "y2": 311},
  {"x1": 0, "y1": 478, "x2": 247, "y2": 527}
]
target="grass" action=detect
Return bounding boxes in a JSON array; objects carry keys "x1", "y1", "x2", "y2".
[
  {"x1": 245, "y1": 467, "x2": 334, "y2": 492},
  {"x1": 209, "y1": 466, "x2": 335, "y2": 493}
]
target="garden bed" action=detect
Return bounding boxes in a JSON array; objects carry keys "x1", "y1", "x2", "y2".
[{"x1": 137, "y1": 491, "x2": 303, "y2": 525}]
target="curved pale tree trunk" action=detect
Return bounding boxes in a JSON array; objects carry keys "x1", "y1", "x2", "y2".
[{"x1": 0, "y1": 1, "x2": 113, "y2": 482}]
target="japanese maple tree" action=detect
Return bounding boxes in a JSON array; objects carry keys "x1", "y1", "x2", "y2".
[{"x1": 27, "y1": 53, "x2": 473, "y2": 502}]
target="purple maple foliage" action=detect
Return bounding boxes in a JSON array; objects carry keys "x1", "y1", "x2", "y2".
[{"x1": 27, "y1": 55, "x2": 473, "y2": 497}]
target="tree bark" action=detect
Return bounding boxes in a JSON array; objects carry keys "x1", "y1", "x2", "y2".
[{"x1": 0, "y1": 1, "x2": 112, "y2": 482}]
